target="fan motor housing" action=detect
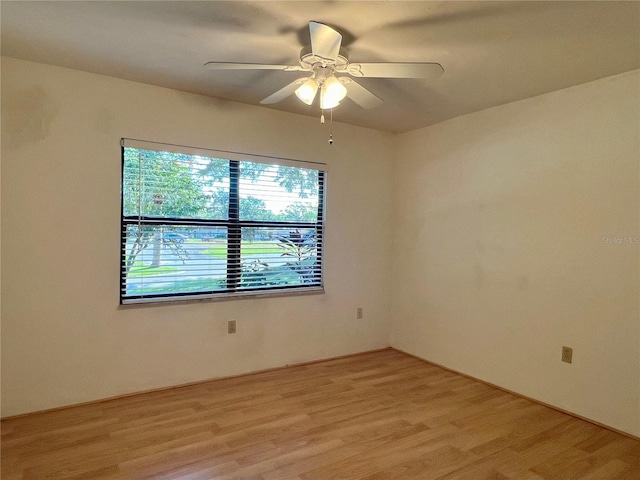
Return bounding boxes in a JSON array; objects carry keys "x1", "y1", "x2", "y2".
[{"x1": 299, "y1": 45, "x2": 349, "y2": 70}]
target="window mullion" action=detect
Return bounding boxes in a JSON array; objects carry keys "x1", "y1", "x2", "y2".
[
  {"x1": 227, "y1": 160, "x2": 241, "y2": 290},
  {"x1": 315, "y1": 170, "x2": 325, "y2": 284}
]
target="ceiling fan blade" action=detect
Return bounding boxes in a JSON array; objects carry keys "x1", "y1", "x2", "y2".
[
  {"x1": 205, "y1": 62, "x2": 303, "y2": 72},
  {"x1": 260, "y1": 79, "x2": 306, "y2": 105},
  {"x1": 340, "y1": 78, "x2": 383, "y2": 110},
  {"x1": 348, "y1": 62, "x2": 444, "y2": 79},
  {"x1": 309, "y1": 21, "x2": 342, "y2": 62}
]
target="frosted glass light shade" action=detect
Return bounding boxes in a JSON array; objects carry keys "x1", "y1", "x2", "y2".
[
  {"x1": 320, "y1": 76, "x2": 347, "y2": 109},
  {"x1": 295, "y1": 78, "x2": 319, "y2": 105}
]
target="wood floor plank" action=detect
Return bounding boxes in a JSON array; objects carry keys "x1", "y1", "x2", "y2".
[{"x1": 2, "y1": 350, "x2": 638, "y2": 479}]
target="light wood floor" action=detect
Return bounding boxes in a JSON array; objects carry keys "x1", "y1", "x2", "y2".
[{"x1": 2, "y1": 349, "x2": 638, "y2": 480}]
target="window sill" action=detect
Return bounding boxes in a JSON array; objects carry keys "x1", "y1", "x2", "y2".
[{"x1": 119, "y1": 286, "x2": 325, "y2": 308}]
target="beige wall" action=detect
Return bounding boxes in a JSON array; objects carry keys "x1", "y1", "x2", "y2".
[
  {"x1": 0, "y1": 57, "x2": 395, "y2": 416},
  {"x1": 392, "y1": 70, "x2": 640, "y2": 436},
  {"x1": 2, "y1": 57, "x2": 639, "y2": 437}
]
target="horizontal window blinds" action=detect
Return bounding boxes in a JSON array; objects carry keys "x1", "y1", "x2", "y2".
[
  {"x1": 121, "y1": 138, "x2": 328, "y2": 171},
  {"x1": 120, "y1": 139, "x2": 325, "y2": 304}
]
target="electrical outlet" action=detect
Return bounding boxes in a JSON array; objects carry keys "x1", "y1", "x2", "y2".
[
  {"x1": 228, "y1": 320, "x2": 237, "y2": 334},
  {"x1": 357, "y1": 307, "x2": 363, "y2": 319},
  {"x1": 561, "y1": 346, "x2": 572, "y2": 364}
]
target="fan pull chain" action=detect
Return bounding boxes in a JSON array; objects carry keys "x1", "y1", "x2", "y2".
[{"x1": 328, "y1": 108, "x2": 334, "y2": 145}]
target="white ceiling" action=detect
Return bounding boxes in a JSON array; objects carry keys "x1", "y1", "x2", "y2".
[{"x1": 2, "y1": 1, "x2": 639, "y2": 133}]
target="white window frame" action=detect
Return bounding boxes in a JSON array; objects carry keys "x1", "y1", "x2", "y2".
[{"x1": 120, "y1": 138, "x2": 327, "y2": 305}]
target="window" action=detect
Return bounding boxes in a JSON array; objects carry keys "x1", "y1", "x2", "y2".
[{"x1": 120, "y1": 139, "x2": 326, "y2": 304}]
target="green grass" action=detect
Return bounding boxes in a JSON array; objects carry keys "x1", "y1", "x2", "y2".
[
  {"x1": 203, "y1": 241, "x2": 282, "y2": 258},
  {"x1": 125, "y1": 268, "x2": 304, "y2": 296},
  {"x1": 128, "y1": 264, "x2": 179, "y2": 277},
  {"x1": 126, "y1": 278, "x2": 228, "y2": 295}
]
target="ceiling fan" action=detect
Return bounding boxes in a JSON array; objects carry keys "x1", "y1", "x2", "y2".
[{"x1": 204, "y1": 21, "x2": 444, "y2": 111}]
